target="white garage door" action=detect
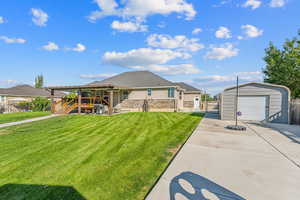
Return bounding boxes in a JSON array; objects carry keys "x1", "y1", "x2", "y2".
[{"x1": 238, "y1": 96, "x2": 266, "y2": 121}]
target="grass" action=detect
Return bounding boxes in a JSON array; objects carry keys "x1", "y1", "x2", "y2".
[
  {"x1": 0, "y1": 112, "x2": 50, "y2": 124},
  {"x1": 0, "y1": 112, "x2": 203, "y2": 200}
]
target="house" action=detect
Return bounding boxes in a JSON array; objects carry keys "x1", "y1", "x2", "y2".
[
  {"x1": 219, "y1": 82, "x2": 290, "y2": 124},
  {"x1": 48, "y1": 71, "x2": 202, "y2": 114},
  {"x1": 0, "y1": 84, "x2": 64, "y2": 113}
]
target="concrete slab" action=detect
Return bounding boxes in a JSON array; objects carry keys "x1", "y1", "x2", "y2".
[
  {"x1": 146, "y1": 113, "x2": 300, "y2": 200},
  {"x1": 246, "y1": 122, "x2": 300, "y2": 168},
  {"x1": 0, "y1": 114, "x2": 59, "y2": 128}
]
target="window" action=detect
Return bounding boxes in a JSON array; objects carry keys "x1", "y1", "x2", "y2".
[
  {"x1": 123, "y1": 91, "x2": 129, "y2": 99},
  {"x1": 147, "y1": 88, "x2": 152, "y2": 96},
  {"x1": 168, "y1": 88, "x2": 175, "y2": 98}
]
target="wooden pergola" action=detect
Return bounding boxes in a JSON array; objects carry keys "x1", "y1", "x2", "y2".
[{"x1": 47, "y1": 84, "x2": 130, "y2": 115}]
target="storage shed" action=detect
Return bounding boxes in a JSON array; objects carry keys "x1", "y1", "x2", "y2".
[{"x1": 220, "y1": 82, "x2": 290, "y2": 124}]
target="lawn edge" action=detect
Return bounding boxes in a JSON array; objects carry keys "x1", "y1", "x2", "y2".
[{"x1": 143, "y1": 113, "x2": 203, "y2": 199}]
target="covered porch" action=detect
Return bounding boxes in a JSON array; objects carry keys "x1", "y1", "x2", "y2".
[{"x1": 47, "y1": 84, "x2": 130, "y2": 115}]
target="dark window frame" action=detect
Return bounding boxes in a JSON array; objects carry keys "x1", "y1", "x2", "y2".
[
  {"x1": 168, "y1": 88, "x2": 175, "y2": 98},
  {"x1": 147, "y1": 88, "x2": 152, "y2": 96}
]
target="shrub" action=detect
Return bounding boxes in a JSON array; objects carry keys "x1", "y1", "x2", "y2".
[
  {"x1": 16, "y1": 101, "x2": 32, "y2": 111},
  {"x1": 31, "y1": 97, "x2": 51, "y2": 112},
  {"x1": 65, "y1": 92, "x2": 77, "y2": 99}
]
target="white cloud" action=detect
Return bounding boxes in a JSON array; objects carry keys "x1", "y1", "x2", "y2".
[
  {"x1": 67, "y1": 43, "x2": 86, "y2": 52},
  {"x1": 192, "y1": 28, "x2": 202, "y2": 35},
  {"x1": 88, "y1": 0, "x2": 196, "y2": 22},
  {"x1": 157, "y1": 21, "x2": 166, "y2": 28},
  {"x1": 237, "y1": 36, "x2": 244, "y2": 40},
  {"x1": 111, "y1": 20, "x2": 148, "y2": 32},
  {"x1": 242, "y1": 0, "x2": 262, "y2": 10},
  {"x1": 193, "y1": 71, "x2": 262, "y2": 94},
  {"x1": 80, "y1": 73, "x2": 117, "y2": 79},
  {"x1": 103, "y1": 48, "x2": 189, "y2": 66},
  {"x1": 0, "y1": 36, "x2": 26, "y2": 44},
  {"x1": 215, "y1": 26, "x2": 232, "y2": 39},
  {"x1": 0, "y1": 16, "x2": 5, "y2": 24},
  {"x1": 196, "y1": 71, "x2": 262, "y2": 83},
  {"x1": 31, "y1": 8, "x2": 48, "y2": 27},
  {"x1": 0, "y1": 80, "x2": 18, "y2": 87},
  {"x1": 205, "y1": 43, "x2": 239, "y2": 60},
  {"x1": 42, "y1": 42, "x2": 59, "y2": 51},
  {"x1": 241, "y1": 24, "x2": 263, "y2": 38},
  {"x1": 147, "y1": 34, "x2": 204, "y2": 52},
  {"x1": 102, "y1": 48, "x2": 199, "y2": 75},
  {"x1": 147, "y1": 64, "x2": 200, "y2": 75},
  {"x1": 269, "y1": 0, "x2": 286, "y2": 7}
]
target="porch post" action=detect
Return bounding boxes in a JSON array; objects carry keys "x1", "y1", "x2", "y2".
[
  {"x1": 109, "y1": 90, "x2": 113, "y2": 115},
  {"x1": 50, "y1": 89, "x2": 55, "y2": 113},
  {"x1": 78, "y1": 89, "x2": 82, "y2": 114}
]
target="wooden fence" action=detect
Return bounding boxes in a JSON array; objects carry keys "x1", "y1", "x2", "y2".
[{"x1": 290, "y1": 99, "x2": 300, "y2": 125}]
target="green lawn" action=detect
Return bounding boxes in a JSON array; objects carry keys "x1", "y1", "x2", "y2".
[
  {"x1": 0, "y1": 112, "x2": 203, "y2": 200},
  {"x1": 0, "y1": 112, "x2": 50, "y2": 124}
]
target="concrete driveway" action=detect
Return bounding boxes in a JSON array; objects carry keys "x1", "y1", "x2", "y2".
[{"x1": 146, "y1": 113, "x2": 300, "y2": 200}]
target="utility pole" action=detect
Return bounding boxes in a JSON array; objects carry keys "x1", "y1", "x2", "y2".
[
  {"x1": 235, "y1": 76, "x2": 239, "y2": 126},
  {"x1": 204, "y1": 90, "x2": 207, "y2": 113}
]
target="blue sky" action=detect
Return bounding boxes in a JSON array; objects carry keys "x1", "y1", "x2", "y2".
[{"x1": 0, "y1": 0, "x2": 299, "y2": 94}]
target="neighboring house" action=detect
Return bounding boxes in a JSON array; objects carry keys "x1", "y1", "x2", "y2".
[
  {"x1": 219, "y1": 82, "x2": 290, "y2": 124},
  {"x1": 0, "y1": 84, "x2": 64, "y2": 113},
  {"x1": 48, "y1": 71, "x2": 202, "y2": 114}
]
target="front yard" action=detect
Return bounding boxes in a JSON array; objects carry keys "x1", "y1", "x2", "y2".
[
  {"x1": 0, "y1": 112, "x2": 203, "y2": 200},
  {"x1": 0, "y1": 112, "x2": 50, "y2": 124}
]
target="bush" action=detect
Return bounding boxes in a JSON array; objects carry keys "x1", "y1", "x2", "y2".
[
  {"x1": 16, "y1": 101, "x2": 32, "y2": 111},
  {"x1": 65, "y1": 92, "x2": 77, "y2": 99},
  {"x1": 31, "y1": 97, "x2": 51, "y2": 112}
]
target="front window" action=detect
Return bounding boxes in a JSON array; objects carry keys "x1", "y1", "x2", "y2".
[
  {"x1": 147, "y1": 88, "x2": 152, "y2": 96},
  {"x1": 168, "y1": 88, "x2": 175, "y2": 98},
  {"x1": 123, "y1": 91, "x2": 129, "y2": 99}
]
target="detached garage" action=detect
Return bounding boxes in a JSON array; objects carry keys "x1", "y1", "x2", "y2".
[{"x1": 220, "y1": 82, "x2": 290, "y2": 124}]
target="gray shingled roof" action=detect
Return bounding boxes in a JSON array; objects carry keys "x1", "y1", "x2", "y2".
[
  {"x1": 88, "y1": 71, "x2": 175, "y2": 88},
  {"x1": 0, "y1": 85, "x2": 64, "y2": 97},
  {"x1": 174, "y1": 82, "x2": 201, "y2": 92}
]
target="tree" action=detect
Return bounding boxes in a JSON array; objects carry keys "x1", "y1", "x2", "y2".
[
  {"x1": 201, "y1": 94, "x2": 214, "y2": 102},
  {"x1": 35, "y1": 75, "x2": 44, "y2": 88},
  {"x1": 263, "y1": 31, "x2": 300, "y2": 99}
]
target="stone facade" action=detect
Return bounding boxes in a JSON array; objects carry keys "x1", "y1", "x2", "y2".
[
  {"x1": 183, "y1": 101, "x2": 194, "y2": 108},
  {"x1": 119, "y1": 99, "x2": 177, "y2": 112}
]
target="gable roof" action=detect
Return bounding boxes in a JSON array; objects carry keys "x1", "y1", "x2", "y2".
[
  {"x1": 0, "y1": 85, "x2": 64, "y2": 98},
  {"x1": 224, "y1": 82, "x2": 291, "y2": 93},
  {"x1": 88, "y1": 71, "x2": 175, "y2": 88},
  {"x1": 175, "y1": 82, "x2": 201, "y2": 93}
]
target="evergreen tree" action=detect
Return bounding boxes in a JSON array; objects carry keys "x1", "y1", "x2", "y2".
[{"x1": 35, "y1": 75, "x2": 44, "y2": 88}]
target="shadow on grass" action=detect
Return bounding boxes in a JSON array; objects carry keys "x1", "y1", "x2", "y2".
[
  {"x1": 189, "y1": 112, "x2": 205, "y2": 118},
  {"x1": 170, "y1": 172, "x2": 245, "y2": 200},
  {"x1": 0, "y1": 184, "x2": 86, "y2": 200}
]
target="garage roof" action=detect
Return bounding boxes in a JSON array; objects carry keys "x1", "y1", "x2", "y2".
[{"x1": 224, "y1": 82, "x2": 290, "y2": 93}]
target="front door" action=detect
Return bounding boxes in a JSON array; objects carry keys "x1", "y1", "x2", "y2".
[{"x1": 194, "y1": 96, "x2": 200, "y2": 109}]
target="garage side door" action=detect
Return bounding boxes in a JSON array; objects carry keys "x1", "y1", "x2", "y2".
[{"x1": 238, "y1": 96, "x2": 266, "y2": 121}]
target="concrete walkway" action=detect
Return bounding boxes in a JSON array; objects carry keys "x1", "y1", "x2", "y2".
[
  {"x1": 146, "y1": 113, "x2": 300, "y2": 200},
  {"x1": 0, "y1": 114, "x2": 59, "y2": 128}
]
